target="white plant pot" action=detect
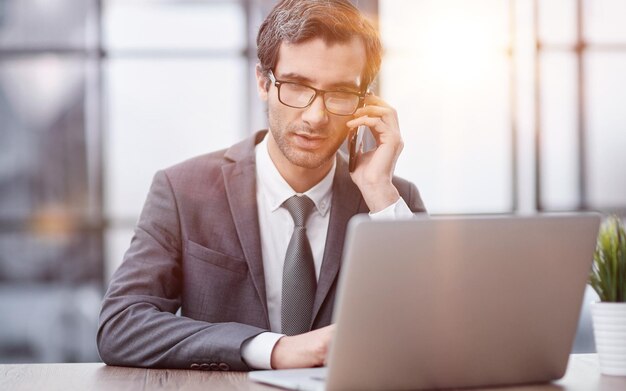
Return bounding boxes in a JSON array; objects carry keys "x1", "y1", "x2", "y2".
[{"x1": 591, "y1": 301, "x2": 626, "y2": 376}]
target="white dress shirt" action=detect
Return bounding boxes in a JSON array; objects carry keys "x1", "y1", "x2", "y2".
[{"x1": 241, "y1": 133, "x2": 413, "y2": 369}]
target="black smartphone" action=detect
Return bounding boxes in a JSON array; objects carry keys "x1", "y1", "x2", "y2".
[
  {"x1": 348, "y1": 95, "x2": 369, "y2": 172},
  {"x1": 348, "y1": 125, "x2": 365, "y2": 173}
]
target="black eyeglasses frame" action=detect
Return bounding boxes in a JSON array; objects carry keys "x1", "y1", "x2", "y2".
[{"x1": 267, "y1": 69, "x2": 366, "y2": 116}]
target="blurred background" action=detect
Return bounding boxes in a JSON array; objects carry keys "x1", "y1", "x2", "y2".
[{"x1": 0, "y1": 0, "x2": 624, "y2": 363}]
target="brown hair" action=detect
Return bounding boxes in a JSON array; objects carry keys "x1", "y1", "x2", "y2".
[{"x1": 256, "y1": 0, "x2": 381, "y2": 91}]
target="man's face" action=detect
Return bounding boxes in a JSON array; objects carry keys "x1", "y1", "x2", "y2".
[{"x1": 257, "y1": 37, "x2": 366, "y2": 171}]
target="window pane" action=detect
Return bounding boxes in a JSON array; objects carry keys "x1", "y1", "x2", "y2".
[
  {"x1": 584, "y1": 0, "x2": 626, "y2": 44},
  {"x1": 0, "y1": 0, "x2": 96, "y2": 49},
  {"x1": 540, "y1": 52, "x2": 579, "y2": 210},
  {"x1": 0, "y1": 231, "x2": 101, "y2": 283},
  {"x1": 380, "y1": 0, "x2": 509, "y2": 53},
  {"x1": 381, "y1": 53, "x2": 512, "y2": 214},
  {"x1": 0, "y1": 56, "x2": 92, "y2": 219},
  {"x1": 380, "y1": 0, "x2": 512, "y2": 214},
  {"x1": 585, "y1": 52, "x2": 626, "y2": 209},
  {"x1": 104, "y1": 0, "x2": 245, "y2": 51},
  {"x1": 0, "y1": 284, "x2": 101, "y2": 363},
  {"x1": 104, "y1": 58, "x2": 247, "y2": 220},
  {"x1": 538, "y1": 0, "x2": 577, "y2": 45}
]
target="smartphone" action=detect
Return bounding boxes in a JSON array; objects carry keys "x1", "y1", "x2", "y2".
[
  {"x1": 348, "y1": 125, "x2": 366, "y2": 173},
  {"x1": 348, "y1": 94, "x2": 369, "y2": 172}
]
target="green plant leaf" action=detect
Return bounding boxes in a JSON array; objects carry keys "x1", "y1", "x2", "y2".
[{"x1": 589, "y1": 215, "x2": 626, "y2": 302}]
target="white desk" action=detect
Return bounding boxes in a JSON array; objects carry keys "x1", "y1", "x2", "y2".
[{"x1": 1, "y1": 354, "x2": 625, "y2": 390}]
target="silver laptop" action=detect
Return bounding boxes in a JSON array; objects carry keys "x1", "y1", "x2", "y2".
[{"x1": 249, "y1": 214, "x2": 601, "y2": 390}]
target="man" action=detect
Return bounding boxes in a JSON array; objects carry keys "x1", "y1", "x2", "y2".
[{"x1": 97, "y1": 0, "x2": 425, "y2": 371}]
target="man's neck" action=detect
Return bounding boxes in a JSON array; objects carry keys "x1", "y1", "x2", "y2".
[{"x1": 266, "y1": 135, "x2": 334, "y2": 193}]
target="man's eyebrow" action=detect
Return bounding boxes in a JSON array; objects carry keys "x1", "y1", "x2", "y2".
[{"x1": 278, "y1": 72, "x2": 361, "y2": 91}]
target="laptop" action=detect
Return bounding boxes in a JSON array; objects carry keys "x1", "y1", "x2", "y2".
[{"x1": 249, "y1": 213, "x2": 601, "y2": 390}]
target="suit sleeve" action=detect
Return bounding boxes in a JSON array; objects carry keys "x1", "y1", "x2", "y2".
[{"x1": 97, "y1": 170, "x2": 265, "y2": 370}]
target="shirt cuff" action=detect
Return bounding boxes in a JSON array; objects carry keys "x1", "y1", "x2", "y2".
[
  {"x1": 241, "y1": 332, "x2": 285, "y2": 369},
  {"x1": 368, "y1": 197, "x2": 414, "y2": 220}
]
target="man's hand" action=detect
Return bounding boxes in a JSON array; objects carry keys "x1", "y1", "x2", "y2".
[
  {"x1": 270, "y1": 325, "x2": 336, "y2": 369},
  {"x1": 346, "y1": 93, "x2": 403, "y2": 213}
]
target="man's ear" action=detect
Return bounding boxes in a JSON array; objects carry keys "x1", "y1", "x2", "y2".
[{"x1": 255, "y1": 64, "x2": 269, "y2": 101}]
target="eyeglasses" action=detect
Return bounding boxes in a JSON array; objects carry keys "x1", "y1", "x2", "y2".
[{"x1": 267, "y1": 70, "x2": 365, "y2": 116}]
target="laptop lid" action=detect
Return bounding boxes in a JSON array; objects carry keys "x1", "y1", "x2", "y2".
[
  {"x1": 325, "y1": 213, "x2": 600, "y2": 390},
  {"x1": 249, "y1": 213, "x2": 601, "y2": 390}
]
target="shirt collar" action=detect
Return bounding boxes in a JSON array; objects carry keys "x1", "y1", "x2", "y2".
[{"x1": 255, "y1": 132, "x2": 334, "y2": 217}]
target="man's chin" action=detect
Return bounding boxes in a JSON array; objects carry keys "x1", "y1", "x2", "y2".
[{"x1": 285, "y1": 149, "x2": 334, "y2": 170}]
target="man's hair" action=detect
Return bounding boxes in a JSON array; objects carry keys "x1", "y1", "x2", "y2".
[{"x1": 257, "y1": 0, "x2": 382, "y2": 91}]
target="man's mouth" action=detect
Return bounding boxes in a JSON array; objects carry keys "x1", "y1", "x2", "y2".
[{"x1": 292, "y1": 132, "x2": 327, "y2": 150}]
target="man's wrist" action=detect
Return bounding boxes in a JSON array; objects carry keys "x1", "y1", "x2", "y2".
[
  {"x1": 270, "y1": 335, "x2": 290, "y2": 369},
  {"x1": 369, "y1": 197, "x2": 413, "y2": 219},
  {"x1": 241, "y1": 332, "x2": 285, "y2": 369}
]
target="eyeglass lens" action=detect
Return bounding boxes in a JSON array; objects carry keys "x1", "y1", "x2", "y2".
[{"x1": 278, "y1": 82, "x2": 359, "y2": 115}]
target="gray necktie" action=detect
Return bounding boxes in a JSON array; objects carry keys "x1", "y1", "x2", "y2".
[{"x1": 281, "y1": 195, "x2": 317, "y2": 336}]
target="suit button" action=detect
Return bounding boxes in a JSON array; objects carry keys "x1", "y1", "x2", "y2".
[
  {"x1": 209, "y1": 363, "x2": 219, "y2": 371},
  {"x1": 200, "y1": 363, "x2": 211, "y2": 370},
  {"x1": 190, "y1": 363, "x2": 200, "y2": 369},
  {"x1": 218, "y1": 363, "x2": 230, "y2": 371}
]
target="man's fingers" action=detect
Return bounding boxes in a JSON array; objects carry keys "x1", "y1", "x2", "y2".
[
  {"x1": 353, "y1": 105, "x2": 392, "y2": 119},
  {"x1": 346, "y1": 116, "x2": 385, "y2": 131},
  {"x1": 363, "y1": 93, "x2": 390, "y2": 108}
]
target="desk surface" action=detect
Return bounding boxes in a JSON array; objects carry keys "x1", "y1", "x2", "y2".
[{"x1": 1, "y1": 354, "x2": 625, "y2": 391}]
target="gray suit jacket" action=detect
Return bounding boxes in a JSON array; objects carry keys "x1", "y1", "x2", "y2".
[{"x1": 97, "y1": 130, "x2": 426, "y2": 371}]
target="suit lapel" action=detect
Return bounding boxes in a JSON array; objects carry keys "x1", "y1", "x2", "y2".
[
  {"x1": 311, "y1": 156, "x2": 363, "y2": 324},
  {"x1": 222, "y1": 132, "x2": 270, "y2": 328},
  {"x1": 221, "y1": 133, "x2": 363, "y2": 329}
]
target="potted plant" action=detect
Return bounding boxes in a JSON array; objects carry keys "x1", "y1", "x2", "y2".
[{"x1": 589, "y1": 215, "x2": 626, "y2": 376}]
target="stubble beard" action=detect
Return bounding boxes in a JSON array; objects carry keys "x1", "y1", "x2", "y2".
[{"x1": 270, "y1": 121, "x2": 345, "y2": 170}]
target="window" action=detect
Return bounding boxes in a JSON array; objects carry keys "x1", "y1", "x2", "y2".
[
  {"x1": 380, "y1": 0, "x2": 512, "y2": 214},
  {"x1": 379, "y1": 0, "x2": 626, "y2": 214},
  {"x1": 0, "y1": 0, "x2": 267, "y2": 364},
  {"x1": 0, "y1": 0, "x2": 101, "y2": 363}
]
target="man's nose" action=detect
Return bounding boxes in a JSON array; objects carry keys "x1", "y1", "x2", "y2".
[{"x1": 302, "y1": 95, "x2": 328, "y2": 127}]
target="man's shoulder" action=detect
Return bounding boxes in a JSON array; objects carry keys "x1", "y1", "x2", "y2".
[
  {"x1": 164, "y1": 148, "x2": 229, "y2": 176},
  {"x1": 160, "y1": 130, "x2": 267, "y2": 181},
  {"x1": 155, "y1": 149, "x2": 228, "y2": 190}
]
